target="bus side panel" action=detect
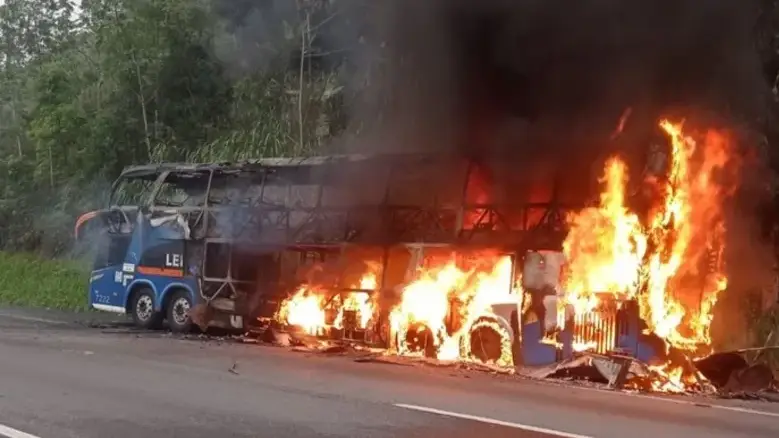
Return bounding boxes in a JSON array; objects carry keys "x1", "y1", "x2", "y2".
[
  {"x1": 132, "y1": 215, "x2": 198, "y2": 311},
  {"x1": 138, "y1": 213, "x2": 187, "y2": 275},
  {"x1": 105, "y1": 221, "x2": 147, "y2": 311},
  {"x1": 88, "y1": 230, "x2": 137, "y2": 312},
  {"x1": 89, "y1": 266, "x2": 128, "y2": 313}
]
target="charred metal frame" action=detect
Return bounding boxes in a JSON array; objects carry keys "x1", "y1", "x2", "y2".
[
  {"x1": 111, "y1": 157, "x2": 576, "y2": 240},
  {"x1": 103, "y1": 155, "x2": 578, "y2": 335}
]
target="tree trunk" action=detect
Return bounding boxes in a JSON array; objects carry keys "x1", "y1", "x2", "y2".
[
  {"x1": 298, "y1": 11, "x2": 310, "y2": 156},
  {"x1": 131, "y1": 52, "x2": 152, "y2": 161}
]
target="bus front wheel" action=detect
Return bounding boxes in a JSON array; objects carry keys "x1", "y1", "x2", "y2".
[
  {"x1": 166, "y1": 290, "x2": 193, "y2": 334},
  {"x1": 131, "y1": 287, "x2": 163, "y2": 330}
]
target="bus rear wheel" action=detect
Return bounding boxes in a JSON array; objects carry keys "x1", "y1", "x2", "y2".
[
  {"x1": 166, "y1": 290, "x2": 193, "y2": 334},
  {"x1": 131, "y1": 287, "x2": 162, "y2": 330}
]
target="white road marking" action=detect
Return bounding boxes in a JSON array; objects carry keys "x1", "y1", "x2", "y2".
[
  {"x1": 642, "y1": 395, "x2": 779, "y2": 418},
  {"x1": 0, "y1": 423, "x2": 42, "y2": 438},
  {"x1": 395, "y1": 403, "x2": 593, "y2": 438},
  {"x1": 561, "y1": 384, "x2": 779, "y2": 419}
]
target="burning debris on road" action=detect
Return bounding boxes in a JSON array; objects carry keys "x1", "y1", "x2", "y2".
[
  {"x1": 533, "y1": 348, "x2": 778, "y2": 397},
  {"x1": 250, "y1": 313, "x2": 777, "y2": 397}
]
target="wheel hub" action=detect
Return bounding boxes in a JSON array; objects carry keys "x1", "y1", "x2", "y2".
[
  {"x1": 136, "y1": 295, "x2": 153, "y2": 321},
  {"x1": 172, "y1": 298, "x2": 191, "y2": 325}
]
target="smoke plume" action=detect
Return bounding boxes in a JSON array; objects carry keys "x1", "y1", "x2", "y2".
[
  {"x1": 349, "y1": 0, "x2": 768, "y2": 196},
  {"x1": 210, "y1": 0, "x2": 773, "y2": 223}
]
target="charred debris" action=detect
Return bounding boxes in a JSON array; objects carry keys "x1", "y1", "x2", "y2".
[{"x1": 244, "y1": 322, "x2": 779, "y2": 399}]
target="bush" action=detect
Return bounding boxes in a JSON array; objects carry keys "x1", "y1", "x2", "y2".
[
  {"x1": 755, "y1": 305, "x2": 779, "y2": 375},
  {"x1": 0, "y1": 252, "x2": 88, "y2": 310}
]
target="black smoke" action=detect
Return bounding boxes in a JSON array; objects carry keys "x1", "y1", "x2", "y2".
[
  {"x1": 210, "y1": 0, "x2": 768, "y2": 154},
  {"x1": 347, "y1": 0, "x2": 768, "y2": 200},
  {"x1": 208, "y1": 0, "x2": 773, "y2": 204}
]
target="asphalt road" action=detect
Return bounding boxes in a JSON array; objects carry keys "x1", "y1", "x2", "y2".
[{"x1": 0, "y1": 308, "x2": 778, "y2": 438}]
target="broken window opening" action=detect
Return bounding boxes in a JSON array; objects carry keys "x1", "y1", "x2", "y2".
[
  {"x1": 110, "y1": 178, "x2": 156, "y2": 207},
  {"x1": 153, "y1": 171, "x2": 211, "y2": 208}
]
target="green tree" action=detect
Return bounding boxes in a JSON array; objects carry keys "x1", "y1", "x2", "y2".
[{"x1": 0, "y1": 0, "x2": 351, "y2": 255}]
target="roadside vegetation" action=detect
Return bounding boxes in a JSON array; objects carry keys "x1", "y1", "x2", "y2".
[
  {"x1": 0, "y1": 252, "x2": 87, "y2": 310},
  {"x1": 754, "y1": 305, "x2": 779, "y2": 377},
  {"x1": 0, "y1": 0, "x2": 361, "y2": 310},
  {"x1": 0, "y1": 0, "x2": 359, "y2": 255}
]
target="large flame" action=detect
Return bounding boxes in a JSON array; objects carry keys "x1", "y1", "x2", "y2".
[
  {"x1": 277, "y1": 271, "x2": 377, "y2": 336},
  {"x1": 276, "y1": 253, "x2": 517, "y2": 366},
  {"x1": 389, "y1": 254, "x2": 515, "y2": 364},
  {"x1": 563, "y1": 157, "x2": 647, "y2": 313},
  {"x1": 276, "y1": 285, "x2": 327, "y2": 336},
  {"x1": 334, "y1": 273, "x2": 377, "y2": 329},
  {"x1": 561, "y1": 119, "x2": 737, "y2": 390},
  {"x1": 562, "y1": 120, "x2": 735, "y2": 349},
  {"x1": 274, "y1": 118, "x2": 739, "y2": 391}
]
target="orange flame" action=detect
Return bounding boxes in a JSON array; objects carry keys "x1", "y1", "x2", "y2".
[
  {"x1": 275, "y1": 117, "x2": 739, "y2": 389},
  {"x1": 390, "y1": 254, "x2": 515, "y2": 364},
  {"x1": 334, "y1": 273, "x2": 377, "y2": 329},
  {"x1": 562, "y1": 119, "x2": 737, "y2": 358},
  {"x1": 277, "y1": 269, "x2": 378, "y2": 335},
  {"x1": 563, "y1": 158, "x2": 647, "y2": 310},
  {"x1": 276, "y1": 285, "x2": 327, "y2": 335}
]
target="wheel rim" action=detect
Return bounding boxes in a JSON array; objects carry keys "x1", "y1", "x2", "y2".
[
  {"x1": 136, "y1": 295, "x2": 154, "y2": 321},
  {"x1": 171, "y1": 297, "x2": 191, "y2": 326}
]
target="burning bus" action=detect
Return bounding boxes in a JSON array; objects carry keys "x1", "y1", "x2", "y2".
[
  {"x1": 75, "y1": 119, "x2": 740, "y2": 382},
  {"x1": 74, "y1": 151, "x2": 580, "y2": 362}
]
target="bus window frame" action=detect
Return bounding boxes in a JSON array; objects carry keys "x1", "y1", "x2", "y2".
[
  {"x1": 149, "y1": 170, "x2": 213, "y2": 210},
  {"x1": 108, "y1": 172, "x2": 168, "y2": 210}
]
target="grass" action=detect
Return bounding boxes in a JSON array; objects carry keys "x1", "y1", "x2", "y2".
[{"x1": 0, "y1": 252, "x2": 89, "y2": 311}]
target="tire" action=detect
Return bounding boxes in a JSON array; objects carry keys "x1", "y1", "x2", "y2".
[
  {"x1": 166, "y1": 290, "x2": 193, "y2": 334},
  {"x1": 131, "y1": 287, "x2": 163, "y2": 330}
]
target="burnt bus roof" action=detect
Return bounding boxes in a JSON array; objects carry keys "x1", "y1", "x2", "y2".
[
  {"x1": 116, "y1": 153, "x2": 595, "y2": 204},
  {"x1": 117, "y1": 154, "x2": 385, "y2": 180}
]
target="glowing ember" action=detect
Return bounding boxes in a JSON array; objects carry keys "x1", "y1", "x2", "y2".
[
  {"x1": 648, "y1": 363, "x2": 687, "y2": 393},
  {"x1": 572, "y1": 341, "x2": 598, "y2": 352}
]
